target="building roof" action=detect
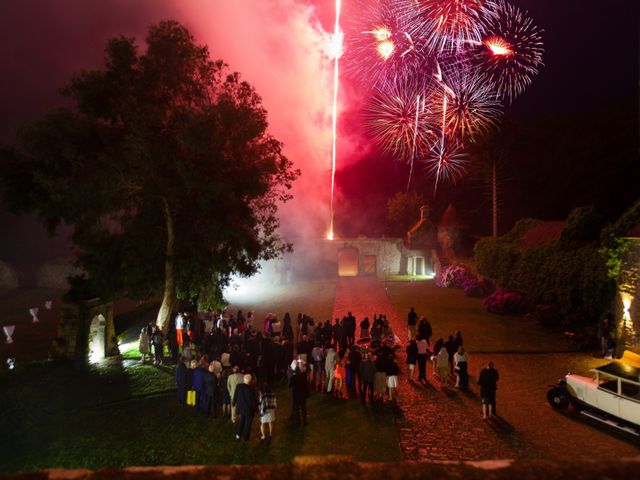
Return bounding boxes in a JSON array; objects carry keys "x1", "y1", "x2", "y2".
[
  {"x1": 438, "y1": 204, "x2": 465, "y2": 228},
  {"x1": 520, "y1": 221, "x2": 565, "y2": 248}
]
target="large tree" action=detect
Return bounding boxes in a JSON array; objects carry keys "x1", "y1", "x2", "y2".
[{"x1": 0, "y1": 20, "x2": 299, "y2": 328}]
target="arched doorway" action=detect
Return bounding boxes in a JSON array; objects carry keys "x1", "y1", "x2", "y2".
[
  {"x1": 88, "y1": 314, "x2": 106, "y2": 363},
  {"x1": 338, "y1": 247, "x2": 359, "y2": 277}
]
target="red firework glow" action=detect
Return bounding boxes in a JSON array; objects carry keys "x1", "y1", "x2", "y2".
[{"x1": 485, "y1": 35, "x2": 512, "y2": 56}]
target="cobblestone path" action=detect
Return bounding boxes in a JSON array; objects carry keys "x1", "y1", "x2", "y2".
[{"x1": 332, "y1": 277, "x2": 516, "y2": 461}]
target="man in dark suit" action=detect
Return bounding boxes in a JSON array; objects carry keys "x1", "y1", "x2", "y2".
[
  {"x1": 203, "y1": 364, "x2": 219, "y2": 418},
  {"x1": 289, "y1": 361, "x2": 309, "y2": 426},
  {"x1": 232, "y1": 374, "x2": 258, "y2": 442}
]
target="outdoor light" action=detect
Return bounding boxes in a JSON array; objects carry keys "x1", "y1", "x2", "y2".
[
  {"x1": 6, "y1": 358, "x2": 15, "y2": 370},
  {"x1": 45, "y1": 300, "x2": 53, "y2": 310},
  {"x1": 29, "y1": 307, "x2": 39, "y2": 323},
  {"x1": 3, "y1": 325, "x2": 15, "y2": 344}
]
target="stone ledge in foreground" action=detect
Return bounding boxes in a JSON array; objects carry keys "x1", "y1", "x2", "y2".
[{"x1": 4, "y1": 455, "x2": 640, "y2": 480}]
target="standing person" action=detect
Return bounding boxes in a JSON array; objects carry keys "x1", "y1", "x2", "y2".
[
  {"x1": 221, "y1": 369, "x2": 232, "y2": 418},
  {"x1": 151, "y1": 325, "x2": 164, "y2": 366},
  {"x1": 444, "y1": 335, "x2": 456, "y2": 373},
  {"x1": 258, "y1": 382, "x2": 277, "y2": 443},
  {"x1": 289, "y1": 363, "x2": 310, "y2": 426},
  {"x1": 175, "y1": 356, "x2": 188, "y2": 405},
  {"x1": 139, "y1": 326, "x2": 150, "y2": 363},
  {"x1": 203, "y1": 363, "x2": 220, "y2": 418},
  {"x1": 453, "y1": 331, "x2": 464, "y2": 352},
  {"x1": 386, "y1": 355, "x2": 400, "y2": 403},
  {"x1": 416, "y1": 336, "x2": 429, "y2": 382},
  {"x1": 359, "y1": 353, "x2": 376, "y2": 403},
  {"x1": 227, "y1": 366, "x2": 243, "y2": 424},
  {"x1": 417, "y1": 317, "x2": 432, "y2": 344},
  {"x1": 407, "y1": 307, "x2": 418, "y2": 341},
  {"x1": 405, "y1": 340, "x2": 418, "y2": 382},
  {"x1": 167, "y1": 316, "x2": 179, "y2": 362},
  {"x1": 192, "y1": 359, "x2": 207, "y2": 412},
  {"x1": 324, "y1": 344, "x2": 337, "y2": 393},
  {"x1": 297, "y1": 335, "x2": 312, "y2": 367},
  {"x1": 478, "y1": 361, "x2": 499, "y2": 419},
  {"x1": 435, "y1": 344, "x2": 450, "y2": 389},
  {"x1": 333, "y1": 356, "x2": 346, "y2": 398},
  {"x1": 232, "y1": 374, "x2": 258, "y2": 442},
  {"x1": 359, "y1": 317, "x2": 370, "y2": 340},
  {"x1": 454, "y1": 347, "x2": 469, "y2": 389},
  {"x1": 348, "y1": 347, "x2": 362, "y2": 397},
  {"x1": 311, "y1": 343, "x2": 324, "y2": 391},
  {"x1": 175, "y1": 311, "x2": 184, "y2": 347},
  {"x1": 345, "y1": 312, "x2": 356, "y2": 346},
  {"x1": 282, "y1": 313, "x2": 294, "y2": 342},
  {"x1": 374, "y1": 354, "x2": 388, "y2": 401}
]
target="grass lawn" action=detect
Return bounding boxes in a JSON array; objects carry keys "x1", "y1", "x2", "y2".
[
  {"x1": 0, "y1": 360, "x2": 399, "y2": 474},
  {"x1": 385, "y1": 280, "x2": 568, "y2": 353}
]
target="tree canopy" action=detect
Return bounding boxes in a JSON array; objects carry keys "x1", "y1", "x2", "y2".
[
  {"x1": 1, "y1": 20, "x2": 299, "y2": 326},
  {"x1": 386, "y1": 191, "x2": 424, "y2": 236}
]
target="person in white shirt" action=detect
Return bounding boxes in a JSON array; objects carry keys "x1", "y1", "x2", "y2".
[{"x1": 175, "y1": 312, "x2": 184, "y2": 347}]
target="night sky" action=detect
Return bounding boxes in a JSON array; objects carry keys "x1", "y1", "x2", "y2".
[{"x1": 0, "y1": 0, "x2": 638, "y2": 270}]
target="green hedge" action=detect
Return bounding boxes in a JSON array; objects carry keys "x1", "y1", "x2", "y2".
[{"x1": 474, "y1": 207, "x2": 618, "y2": 328}]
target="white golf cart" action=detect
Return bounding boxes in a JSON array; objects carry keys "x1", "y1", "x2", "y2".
[{"x1": 547, "y1": 350, "x2": 640, "y2": 436}]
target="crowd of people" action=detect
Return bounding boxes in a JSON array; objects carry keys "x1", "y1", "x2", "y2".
[{"x1": 139, "y1": 305, "x2": 500, "y2": 443}]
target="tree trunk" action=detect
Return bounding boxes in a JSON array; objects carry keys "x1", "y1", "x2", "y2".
[
  {"x1": 157, "y1": 197, "x2": 176, "y2": 331},
  {"x1": 492, "y1": 158, "x2": 498, "y2": 237}
]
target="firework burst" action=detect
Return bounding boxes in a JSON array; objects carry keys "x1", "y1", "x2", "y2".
[
  {"x1": 476, "y1": 0, "x2": 544, "y2": 102},
  {"x1": 398, "y1": 0, "x2": 489, "y2": 54},
  {"x1": 364, "y1": 76, "x2": 437, "y2": 161},
  {"x1": 422, "y1": 135, "x2": 469, "y2": 185},
  {"x1": 342, "y1": 0, "x2": 427, "y2": 87},
  {"x1": 435, "y1": 66, "x2": 502, "y2": 142},
  {"x1": 339, "y1": 0, "x2": 543, "y2": 190}
]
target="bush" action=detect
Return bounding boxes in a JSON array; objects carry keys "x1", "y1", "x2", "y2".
[
  {"x1": 435, "y1": 264, "x2": 473, "y2": 289},
  {"x1": 484, "y1": 289, "x2": 528, "y2": 315},
  {"x1": 473, "y1": 206, "x2": 623, "y2": 328},
  {"x1": 463, "y1": 276, "x2": 493, "y2": 297},
  {"x1": 529, "y1": 304, "x2": 562, "y2": 327}
]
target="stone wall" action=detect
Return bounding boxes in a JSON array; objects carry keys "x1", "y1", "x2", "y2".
[
  {"x1": 6, "y1": 456, "x2": 640, "y2": 480},
  {"x1": 617, "y1": 239, "x2": 640, "y2": 354},
  {"x1": 326, "y1": 238, "x2": 404, "y2": 278},
  {"x1": 53, "y1": 297, "x2": 117, "y2": 362}
]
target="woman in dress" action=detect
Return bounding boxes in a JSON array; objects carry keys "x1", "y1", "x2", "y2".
[
  {"x1": 258, "y1": 382, "x2": 277, "y2": 443},
  {"x1": 373, "y1": 354, "x2": 388, "y2": 401}
]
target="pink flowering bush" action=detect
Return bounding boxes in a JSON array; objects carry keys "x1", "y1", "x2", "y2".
[
  {"x1": 435, "y1": 264, "x2": 474, "y2": 289},
  {"x1": 484, "y1": 289, "x2": 528, "y2": 315}
]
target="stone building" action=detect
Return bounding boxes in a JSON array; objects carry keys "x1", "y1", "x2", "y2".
[
  {"x1": 616, "y1": 224, "x2": 640, "y2": 353},
  {"x1": 53, "y1": 296, "x2": 118, "y2": 363}
]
